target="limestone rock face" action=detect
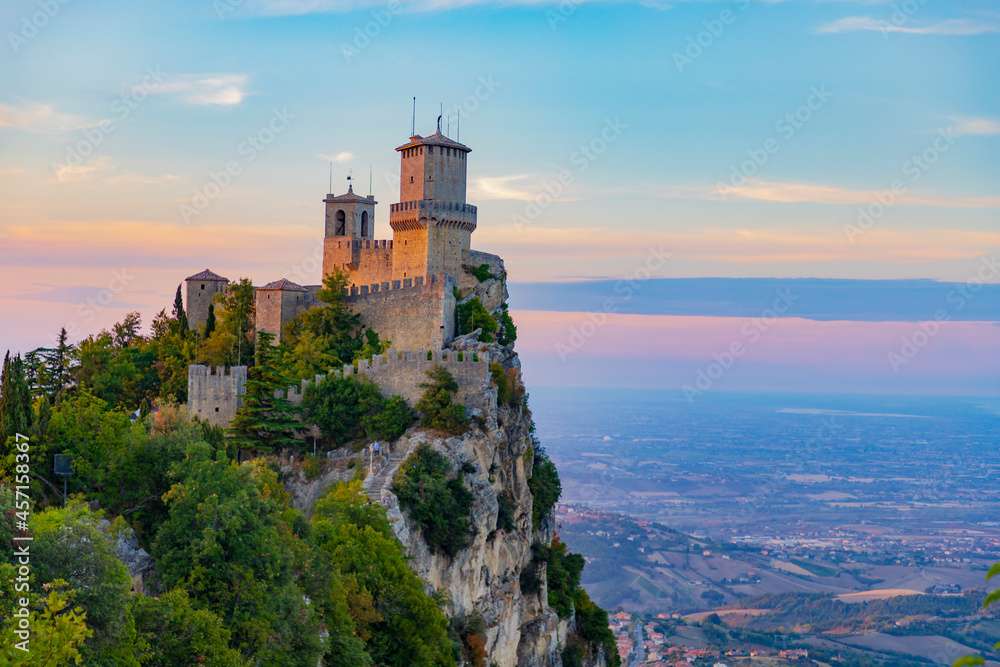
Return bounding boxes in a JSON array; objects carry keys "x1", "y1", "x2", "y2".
[
  {"x1": 375, "y1": 397, "x2": 567, "y2": 667},
  {"x1": 282, "y1": 250, "x2": 605, "y2": 666},
  {"x1": 461, "y1": 250, "x2": 509, "y2": 315}
]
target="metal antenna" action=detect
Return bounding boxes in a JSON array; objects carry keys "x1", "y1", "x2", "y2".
[
  {"x1": 437, "y1": 102, "x2": 443, "y2": 133},
  {"x1": 328, "y1": 161, "x2": 333, "y2": 193},
  {"x1": 447, "y1": 113, "x2": 451, "y2": 136},
  {"x1": 368, "y1": 165, "x2": 372, "y2": 196},
  {"x1": 411, "y1": 96, "x2": 416, "y2": 136}
]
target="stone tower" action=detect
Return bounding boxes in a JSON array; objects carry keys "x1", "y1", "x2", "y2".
[
  {"x1": 390, "y1": 126, "x2": 476, "y2": 280},
  {"x1": 254, "y1": 278, "x2": 317, "y2": 343},
  {"x1": 185, "y1": 269, "x2": 229, "y2": 333},
  {"x1": 321, "y1": 179, "x2": 379, "y2": 278}
]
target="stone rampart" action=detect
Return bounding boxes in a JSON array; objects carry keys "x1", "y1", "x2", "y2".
[{"x1": 187, "y1": 365, "x2": 247, "y2": 427}]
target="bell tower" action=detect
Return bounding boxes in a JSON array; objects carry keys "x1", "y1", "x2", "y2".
[{"x1": 321, "y1": 176, "x2": 378, "y2": 277}]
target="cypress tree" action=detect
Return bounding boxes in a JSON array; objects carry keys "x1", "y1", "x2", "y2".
[
  {"x1": 0, "y1": 352, "x2": 32, "y2": 439},
  {"x1": 172, "y1": 284, "x2": 188, "y2": 333},
  {"x1": 204, "y1": 303, "x2": 216, "y2": 337}
]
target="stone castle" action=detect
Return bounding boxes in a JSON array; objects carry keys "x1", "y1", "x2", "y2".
[{"x1": 186, "y1": 125, "x2": 500, "y2": 425}]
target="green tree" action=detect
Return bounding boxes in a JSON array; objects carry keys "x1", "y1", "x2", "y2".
[
  {"x1": 529, "y1": 443, "x2": 562, "y2": 529},
  {"x1": 44, "y1": 389, "x2": 135, "y2": 496},
  {"x1": 496, "y1": 306, "x2": 517, "y2": 345},
  {"x1": 112, "y1": 311, "x2": 143, "y2": 348},
  {"x1": 152, "y1": 444, "x2": 321, "y2": 665},
  {"x1": 311, "y1": 481, "x2": 455, "y2": 667},
  {"x1": 39, "y1": 326, "x2": 74, "y2": 401},
  {"x1": 301, "y1": 375, "x2": 412, "y2": 448},
  {"x1": 73, "y1": 324, "x2": 159, "y2": 410},
  {"x1": 362, "y1": 395, "x2": 415, "y2": 442},
  {"x1": 228, "y1": 331, "x2": 303, "y2": 455},
  {"x1": 544, "y1": 538, "x2": 585, "y2": 618},
  {"x1": 204, "y1": 302, "x2": 217, "y2": 337},
  {"x1": 172, "y1": 283, "x2": 189, "y2": 334},
  {"x1": 392, "y1": 444, "x2": 474, "y2": 556},
  {"x1": 198, "y1": 278, "x2": 256, "y2": 366},
  {"x1": 102, "y1": 406, "x2": 224, "y2": 541},
  {"x1": 415, "y1": 366, "x2": 468, "y2": 434},
  {"x1": 953, "y1": 562, "x2": 1000, "y2": 666},
  {"x1": 147, "y1": 308, "x2": 197, "y2": 403},
  {"x1": 132, "y1": 589, "x2": 245, "y2": 667},
  {"x1": 573, "y1": 588, "x2": 621, "y2": 667},
  {"x1": 455, "y1": 297, "x2": 498, "y2": 342},
  {"x1": 0, "y1": 577, "x2": 93, "y2": 667},
  {"x1": 0, "y1": 351, "x2": 32, "y2": 440},
  {"x1": 282, "y1": 270, "x2": 367, "y2": 373},
  {"x1": 32, "y1": 500, "x2": 140, "y2": 666}
]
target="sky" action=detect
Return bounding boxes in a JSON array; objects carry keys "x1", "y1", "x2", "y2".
[{"x1": 1, "y1": 0, "x2": 998, "y2": 394}]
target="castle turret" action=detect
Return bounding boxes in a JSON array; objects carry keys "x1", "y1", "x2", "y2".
[
  {"x1": 254, "y1": 278, "x2": 317, "y2": 343},
  {"x1": 389, "y1": 127, "x2": 477, "y2": 280},
  {"x1": 321, "y1": 178, "x2": 379, "y2": 279},
  {"x1": 185, "y1": 269, "x2": 229, "y2": 333}
]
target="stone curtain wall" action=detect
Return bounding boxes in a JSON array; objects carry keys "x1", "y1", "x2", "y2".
[
  {"x1": 278, "y1": 349, "x2": 495, "y2": 417},
  {"x1": 323, "y1": 238, "x2": 395, "y2": 285},
  {"x1": 187, "y1": 365, "x2": 247, "y2": 427},
  {"x1": 347, "y1": 273, "x2": 456, "y2": 351}
]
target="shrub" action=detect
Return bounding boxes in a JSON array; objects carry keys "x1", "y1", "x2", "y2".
[
  {"x1": 496, "y1": 307, "x2": 517, "y2": 346},
  {"x1": 303, "y1": 454, "x2": 324, "y2": 480},
  {"x1": 490, "y1": 362, "x2": 523, "y2": 408},
  {"x1": 545, "y1": 539, "x2": 585, "y2": 619},
  {"x1": 392, "y1": 444, "x2": 474, "y2": 556},
  {"x1": 470, "y1": 264, "x2": 494, "y2": 282},
  {"x1": 454, "y1": 613, "x2": 488, "y2": 667},
  {"x1": 456, "y1": 298, "x2": 498, "y2": 342},
  {"x1": 528, "y1": 445, "x2": 561, "y2": 529},
  {"x1": 362, "y1": 395, "x2": 415, "y2": 441},
  {"x1": 574, "y1": 588, "x2": 620, "y2": 667},
  {"x1": 496, "y1": 492, "x2": 515, "y2": 532},
  {"x1": 416, "y1": 366, "x2": 469, "y2": 435},
  {"x1": 302, "y1": 375, "x2": 414, "y2": 448}
]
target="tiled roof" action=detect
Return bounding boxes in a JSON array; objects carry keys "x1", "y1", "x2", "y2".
[
  {"x1": 259, "y1": 278, "x2": 307, "y2": 292},
  {"x1": 395, "y1": 131, "x2": 471, "y2": 153},
  {"x1": 324, "y1": 185, "x2": 374, "y2": 204},
  {"x1": 185, "y1": 269, "x2": 229, "y2": 282}
]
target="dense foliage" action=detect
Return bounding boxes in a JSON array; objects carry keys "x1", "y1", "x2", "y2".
[
  {"x1": 0, "y1": 272, "x2": 620, "y2": 667},
  {"x1": 470, "y1": 263, "x2": 494, "y2": 282},
  {"x1": 416, "y1": 365, "x2": 469, "y2": 434},
  {"x1": 228, "y1": 331, "x2": 304, "y2": 455},
  {"x1": 301, "y1": 374, "x2": 414, "y2": 448},
  {"x1": 392, "y1": 444, "x2": 475, "y2": 556},
  {"x1": 528, "y1": 442, "x2": 562, "y2": 529},
  {"x1": 455, "y1": 297, "x2": 498, "y2": 342}
]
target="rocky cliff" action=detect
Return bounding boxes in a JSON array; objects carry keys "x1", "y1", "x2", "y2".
[{"x1": 284, "y1": 254, "x2": 610, "y2": 667}]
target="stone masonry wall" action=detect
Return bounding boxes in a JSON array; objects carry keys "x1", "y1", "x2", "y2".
[
  {"x1": 187, "y1": 365, "x2": 247, "y2": 427},
  {"x1": 185, "y1": 278, "x2": 227, "y2": 333},
  {"x1": 347, "y1": 272, "x2": 456, "y2": 351},
  {"x1": 278, "y1": 349, "x2": 494, "y2": 417},
  {"x1": 323, "y1": 238, "x2": 394, "y2": 286},
  {"x1": 255, "y1": 287, "x2": 318, "y2": 343}
]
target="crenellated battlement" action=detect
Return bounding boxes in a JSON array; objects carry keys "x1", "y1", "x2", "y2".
[
  {"x1": 187, "y1": 365, "x2": 247, "y2": 427},
  {"x1": 342, "y1": 273, "x2": 444, "y2": 299},
  {"x1": 273, "y1": 349, "x2": 493, "y2": 415}
]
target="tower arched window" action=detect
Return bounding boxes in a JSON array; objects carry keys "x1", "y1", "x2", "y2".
[
  {"x1": 360, "y1": 210, "x2": 369, "y2": 237},
  {"x1": 335, "y1": 210, "x2": 346, "y2": 235}
]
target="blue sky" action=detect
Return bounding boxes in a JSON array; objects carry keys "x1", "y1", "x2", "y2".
[{"x1": 1, "y1": 0, "x2": 999, "y2": 392}]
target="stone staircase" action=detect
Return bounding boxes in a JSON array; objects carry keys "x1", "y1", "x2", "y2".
[{"x1": 362, "y1": 441, "x2": 412, "y2": 506}]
